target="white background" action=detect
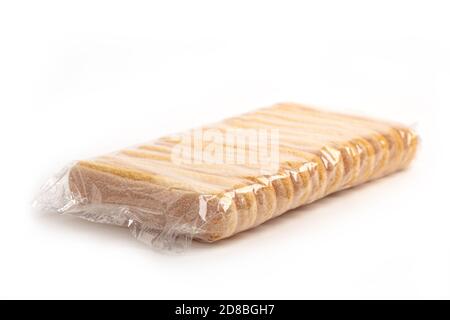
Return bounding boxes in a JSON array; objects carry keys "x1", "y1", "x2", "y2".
[{"x1": 0, "y1": 0, "x2": 449, "y2": 299}]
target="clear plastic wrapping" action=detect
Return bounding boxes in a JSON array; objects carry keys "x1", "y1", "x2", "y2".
[{"x1": 35, "y1": 103, "x2": 419, "y2": 251}]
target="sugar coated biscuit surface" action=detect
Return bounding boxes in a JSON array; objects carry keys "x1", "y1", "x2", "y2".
[{"x1": 56, "y1": 103, "x2": 418, "y2": 246}]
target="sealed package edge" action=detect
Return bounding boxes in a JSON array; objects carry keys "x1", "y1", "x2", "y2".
[{"x1": 35, "y1": 103, "x2": 418, "y2": 250}]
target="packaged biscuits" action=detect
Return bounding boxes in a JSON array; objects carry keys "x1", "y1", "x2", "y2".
[{"x1": 35, "y1": 103, "x2": 418, "y2": 250}]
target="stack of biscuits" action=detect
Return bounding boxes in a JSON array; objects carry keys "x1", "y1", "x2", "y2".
[{"x1": 67, "y1": 103, "x2": 418, "y2": 243}]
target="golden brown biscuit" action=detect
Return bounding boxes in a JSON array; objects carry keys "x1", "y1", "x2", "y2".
[{"x1": 63, "y1": 103, "x2": 418, "y2": 243}]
